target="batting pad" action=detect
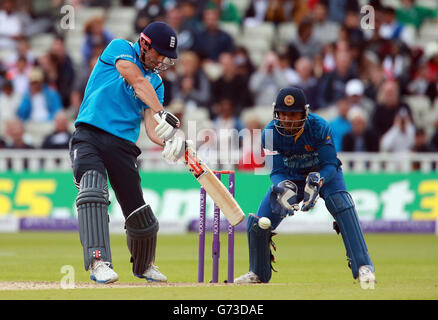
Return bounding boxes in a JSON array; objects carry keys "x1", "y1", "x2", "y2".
[
  {"x1": 325, "y1": 191, "x2": 374, "y2": 279},
  {"x1": 125, "y1": 204, "x2": 159, "y2": 276},
  {"x1": 247, "y1": 215, "x2": 273, "y2": 283},
  {"x1": 76, "y1": 170, "x2": 112, "y2": 271}
]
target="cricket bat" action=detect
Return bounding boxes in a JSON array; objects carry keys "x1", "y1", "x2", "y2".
[
  {"x1": 183, "y1": 143, "x2": 245, "y2": 226},
  {"x1": 153, "y1": 113, "x2": 245, "y2": 226}
]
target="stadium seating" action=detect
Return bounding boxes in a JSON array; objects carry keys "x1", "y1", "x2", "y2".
[{"x1": 219, "y1": 22, "x2": 241, "y2": 42}]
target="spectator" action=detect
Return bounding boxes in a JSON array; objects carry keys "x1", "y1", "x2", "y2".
[
  {"x1": 329, "y1": 98, "x2": 352, "y2": 152},
  {"x1": 41, "y1": 111, "x2": 72, "y2": 149},
  {"x1": 243, "y1": 0, "x2": 269, "y2": 27},
  {"x1": 17, "y1": 67, "x2": 63, "y2": 122},
  {"x1": 41, "y1": 36, "x2": 76, "y2": 108},
  {"x1": 80, "y1": 0, "x2": 111, "y2": 8},
  {"x1": 412, "y1": 127, "x2": 434, "y2": 152},
  {"x1": 265, "y1": 0, "x2": 308, "y2": 25},
  {"x1": 381, "y1": 40, "x2": 411, "y2": 83},
  {"x1": 211, "y1": 52, "x2": 253, "y2": 117},
  {"x1": 178, "y1": 0, "x2": 204, "y2": 35},
  {"x1": 249, "y1": 51, "x2": 289, "y2": 106},
  {"x1": 431, "y1": 128, "x2": 438, "y2": 152},
  {"x1": 70, "y1": 55, "x2": 99, "y2": 116},
  {"x1": 19, "y1": 0, "x2": 58, "y2": 36},
  {"x1": 5, "y1": 37, "x2": 34, "y2": 68},
  {"x1": 213, "y1": 98, "x2": 245, "y2": 165},
  {"x1": 287, "y1": 18, "x2": 322, "y2": 67},
  {"x1": 291, "y1": 56, "x2": 319, "y2": 110},
  {"x1": 345, "y1": 78, "x2": 375, "y2": 119},
  {"x1": 327, "y1": 0, "x2": 359, "y2": 24},
  {"x1": 412, "y1": 127, "x2": 436, "y2": 170},
  {"x1": 363, "y1": 62, "x2": 385, "y2": 102},
  {"x1": 422, "y1": 42, "x2": 438, "y2": 103},
  {"x1": 134, "y1": 0, "x2": 166, "y2": 34},
  {"x1": 233, "y1": 46, "x2": 255, "y2": 77},
  {"x1": 166, "y1": 6, "x2": 196, "y2": 52},
  {"x1": 342, "y1": 10, "x2": 365, "y2": 46},
  {"x1": 211, "y1": 0, "x2": 241, "y2": 25},
  {"x1": 342, "y1": 106, "x2": 379, "y2": 152},
  {"x1": 6, "y1": 55, "x2": 30, "y2": 95},
  {"x1": 317, "y1": 49, "x2": 358, "y2": 108},
  {"x1": 396, "y1": 0, "x2": 438, "y2": 30},
  {"x1": 279, "y1": 53, "x2": 299, "y2": 85},
  {"x1": 171, "y1": 51, "x2": 210, "y2": 110},
  {"x1": 238, "y1": 116, "x2": 264, "y2": 171},
  {"x1": 82, "y1": 17, "x2": 114, "y2": 65},
  {"x1": 4, "y1": 118, "x2": 33, "y2": 149},
  {"x1": 0, "y1": 135, "x2": 5, "y2": 148},
  {"x1": 0, "y1": 80, "x2": 21, "y2": 125},
  {"x1": 379, "y1": 6, "x2": 413, "y2": 45},
  {"x1": 380, "y1": 108, "x2": 415, "y2": 152},
  {"x1": 213, "y1": 98, "x2": 245, "y2": 132},
  {"x1": 371, "y1": 80, "x2": 412, "y2": 139},
  {"x1": 311, "y1": 0, "x2": 340, "y2": 45},
  {"x1": 0, "y1": 0, "x2": 23, "y2": 49},
  {"x1": 192, "y1": 5, "x2": 234, "y2": 61}
]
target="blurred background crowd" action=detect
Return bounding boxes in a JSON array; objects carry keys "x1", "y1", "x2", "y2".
[{"x1": 0, "y1": 0, "x2": 437, "y2": 170}]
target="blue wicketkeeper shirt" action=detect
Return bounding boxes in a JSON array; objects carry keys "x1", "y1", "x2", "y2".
[{"x1": 75, "y1": 39, "x2": 164, "y2": 143}]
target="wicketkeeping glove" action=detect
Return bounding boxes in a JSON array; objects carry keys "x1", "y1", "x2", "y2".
[
  {"x1": 154, "y1": 111, "x2": 180, "y2": 141},
  {"x1": 269, "y1": 180, "x2": 300, "y2": 218},
  {"x1": 301, "y1": 172, "x2": 324, "y2": 211}
]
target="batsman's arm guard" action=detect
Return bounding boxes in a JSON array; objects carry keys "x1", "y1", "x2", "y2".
[
  {"x1": 76, "y1": 170, "x2": 112, "y2": 270},
  {"x1": 125, "y1": 204, "x2": 159, "y2": 276}
]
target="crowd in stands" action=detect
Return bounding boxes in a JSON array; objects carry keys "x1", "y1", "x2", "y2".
[{"x1": 0, "y1": 0, "x2": 438, "y2": 170}]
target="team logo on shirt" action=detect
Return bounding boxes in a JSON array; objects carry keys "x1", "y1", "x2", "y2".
[{"x1": 284, "y1": 95, "x2": 295, "y2": 106}]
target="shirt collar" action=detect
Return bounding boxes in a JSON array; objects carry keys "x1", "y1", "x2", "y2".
[{"x1": 133, "y1": 41, "x2": 141, "y2": 58}]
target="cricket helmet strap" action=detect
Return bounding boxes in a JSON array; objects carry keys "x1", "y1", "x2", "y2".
[{"x1": 272, "y1": 87, "x2": 309, "y2": 137}]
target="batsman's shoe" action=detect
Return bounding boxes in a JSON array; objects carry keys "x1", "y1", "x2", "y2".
[
  {"x1": 234, "y1": 271, "x2": 262, "y2": 284},
  {"x1": 89, "y1": 260, "x2": 119, "y2": 284},
  {"x1": 358, "y1": 265, "x2": 376, "y2": 288},
  {"x1": 135, "y1": 264, "x2": 168, "y2": 282}
]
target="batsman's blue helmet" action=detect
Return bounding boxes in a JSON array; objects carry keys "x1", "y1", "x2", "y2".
[{"x1": 140, "y1": 22, "x2": 178, "y2": 59}]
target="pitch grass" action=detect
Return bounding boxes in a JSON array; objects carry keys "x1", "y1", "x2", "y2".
[{"x1": 0, "y1": 232, "x2": 437, "y2": 300}]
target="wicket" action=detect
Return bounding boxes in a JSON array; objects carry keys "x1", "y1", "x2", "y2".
[{"x1": 198, "y1": 170, "x2": 235, "y2": 283}]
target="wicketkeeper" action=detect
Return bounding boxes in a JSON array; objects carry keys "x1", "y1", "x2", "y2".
[
  {"x1": 235, "y1": 87, "x2": 376, "y2": 287},
  {"x1": 69, "y1": 22, "x2": 186, "y2": 284}
]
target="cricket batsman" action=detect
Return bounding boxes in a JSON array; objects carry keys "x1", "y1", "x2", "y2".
[
  {"x1": 69, "y1": 22, "x2": 186, "y2": 284},
  {"x1": 235, "y1": 87, "x2": 376, "y2": 286}
]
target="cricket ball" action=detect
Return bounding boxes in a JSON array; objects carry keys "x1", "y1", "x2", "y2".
[{"x1": 258, "y1": 217, "x2": 271, "y2": 229}]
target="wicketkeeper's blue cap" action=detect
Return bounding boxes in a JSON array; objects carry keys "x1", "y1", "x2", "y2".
[{"x1": 273, "y1": 87, "x2": 308, "y2": 112}]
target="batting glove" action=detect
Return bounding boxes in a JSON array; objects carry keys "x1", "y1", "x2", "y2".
[
  {"x1": 269, "y1": 180, "x2": 299, "y2": 218},
  {"x1": 162, "y1": 136, "x2": 188, "y2": 163},
  {"x1": 154, "y1": 111, "x2": 180, "y2": 141},
  {"x1": 301, "y1": 172, "x2": 324, "y2": 211}
]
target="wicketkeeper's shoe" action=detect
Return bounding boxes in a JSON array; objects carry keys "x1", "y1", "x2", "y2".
[
  {"x1": 234, "y1": 271, "x2": 261, "y2": 284},
  {"x1": 89, "y1": 260, "x2": 119, "y2": 284},
  {"x1": 358, "y1": 265, "x2": 376, "y2": 288},
  {"x1": 135, "y1": 264, "x2": 168, "y2": 282}
]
